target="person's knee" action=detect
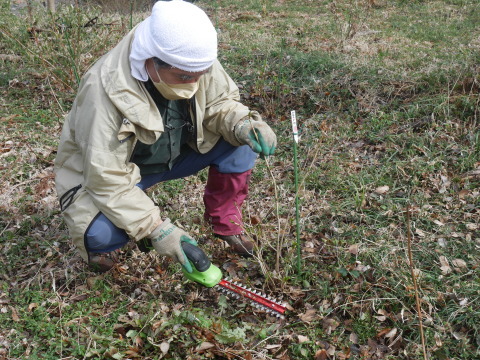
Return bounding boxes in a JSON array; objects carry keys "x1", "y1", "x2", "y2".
[
  {"x1": 215, "y1": 145, "x2": 258, "y2": 173},
  {"x1": 85, "y1": 217, "x2": 129, "y2": 252}
]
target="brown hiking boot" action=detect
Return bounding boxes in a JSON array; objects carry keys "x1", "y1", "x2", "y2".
[
  {"x1": 215, "y1": 233, "x2": 255, "y2": 258},
  {"x1": 88, "y1": 250, "x2": 121, "y2": 273}
]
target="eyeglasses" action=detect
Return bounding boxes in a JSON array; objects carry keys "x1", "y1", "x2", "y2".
[{"x1": 155, "y1": 60, "x2": 211, "y2": 79}]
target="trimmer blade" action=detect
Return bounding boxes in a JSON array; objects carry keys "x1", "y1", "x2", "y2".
[{"x1": 217, "y1": 279, "x2": 287, "y2": 319}]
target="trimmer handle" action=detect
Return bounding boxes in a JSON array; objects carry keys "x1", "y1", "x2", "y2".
[
  {"x1": 182, "y1": 241, "x2": 211, "y2": 272},
  {"x1": 181, "y1": 242, "x2": 222, "y2": 288}
]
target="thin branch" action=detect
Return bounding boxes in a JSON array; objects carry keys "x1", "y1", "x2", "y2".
[
  {"x1": 0, "y1": 26, "x2": 73, "y2": 92},
  {"x1": 246, "y1": 119, "x2": 282, "y2": 273},
  {"x1": 406, "y1": 205, "x2": 428, "y2": 360}
]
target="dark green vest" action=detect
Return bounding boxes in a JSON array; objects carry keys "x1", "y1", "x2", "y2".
[{"x1": 131, "y1": 80, "x2": 194, "y2": 175}]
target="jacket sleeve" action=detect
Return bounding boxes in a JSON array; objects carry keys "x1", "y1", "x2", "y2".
[
  {"x1": 201, "y1": 61, "x2": 263, "y2": 146},
  {"x1": 74, "y1": 82, "x2": 162, "y2": 241}
]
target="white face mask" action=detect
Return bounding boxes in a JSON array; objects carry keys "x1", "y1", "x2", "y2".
[{"x1": 151, "y1": 69, "x2": 199, "y2": 100}]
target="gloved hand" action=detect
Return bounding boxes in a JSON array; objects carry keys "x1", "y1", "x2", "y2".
[
  {"x1": 149, "y1": 218, "x2": 197, "y2": 273},
  {"x1": 234, "y1": 118, "x2": 277, "y2": 157}
]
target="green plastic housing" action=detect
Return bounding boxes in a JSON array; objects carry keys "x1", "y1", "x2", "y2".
[{"x1": 182, "y1": 262, "x2": 223, "y2": 288}]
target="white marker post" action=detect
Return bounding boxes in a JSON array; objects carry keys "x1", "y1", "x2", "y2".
[{"x1": 291, "y1": 111, "x2": 301, "y2": 274}]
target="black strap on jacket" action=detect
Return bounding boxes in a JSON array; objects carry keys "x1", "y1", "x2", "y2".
[{"x1": 59, "y1": 184, "x2": 82, "y2": 211}]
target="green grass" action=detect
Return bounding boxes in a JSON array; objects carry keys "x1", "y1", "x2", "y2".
[{"x1": 1, "y1": 0, "x2": 480, "y2": 358}]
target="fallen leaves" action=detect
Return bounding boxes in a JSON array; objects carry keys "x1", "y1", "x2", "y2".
[
  {"x1": 196, "y1": 341, "x2": 215, "y2": 352},
  {"x1": 314, "y1": 348, "x2": 330, "y2": 360},
  {"x1": 451, "y1": 258, "x2": 467, "y2": 269},
  {"x1": 10, "y1": 307, "x2": 20, "y2": 322},
  {"x1": 348, "y1": 243, "x2": 360, "y2": 255},
  {"x1": 322, "y1": 317, "x2": 340, "y2": 334},
  {"x1": 377, "y1": 327, "x2": 397, "y2": 339},
  {"x1": 439, "y1": 256, "x2": 452, "y2": 275},
  {"x1": 465, "y1": 223, "x2": 478, "y2": 231},
  {"x1": 439, "y1": 255, "x2": 469, "y2": 275},
  {"x1": 373, "y1": 309, "x2": 389, "y2": 322},
  {"x1": 159, "y1": 341, "x2": 170, "y2": 355},
  {"x1": 297, "y1": 334, "x2": 309, "y2": 343},
  {"x1": 349, "y1": 332, "x2": 359, "y2": 344},
  {"x1": 374, "y1": 185, "x2": 390, "y2": 195},
  {"x1": 298, "y1": 308, "x2": 317, "y2": 323}
]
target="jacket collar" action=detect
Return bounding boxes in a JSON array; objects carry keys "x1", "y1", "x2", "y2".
[{"x1": 100, "y1": 27, "x2": 164, "y2": 144}]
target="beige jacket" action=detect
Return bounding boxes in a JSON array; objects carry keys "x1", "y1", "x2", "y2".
[{"x1": 54, "y1": 28, "x2": 262, "y2": 260}]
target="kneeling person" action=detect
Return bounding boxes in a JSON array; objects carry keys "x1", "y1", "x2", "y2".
[{"x1": 54, "y1": 0, "x2": 277, "y2": 272}]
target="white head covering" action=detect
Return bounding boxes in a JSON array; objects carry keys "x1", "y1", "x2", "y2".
[{"x1": 130, "y1": 0, "x2": 218, "y2": 81}]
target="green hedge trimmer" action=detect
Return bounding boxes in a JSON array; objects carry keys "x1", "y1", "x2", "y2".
[{"x1": 182, "y1": 242, "x2": 287, "y2": 319}]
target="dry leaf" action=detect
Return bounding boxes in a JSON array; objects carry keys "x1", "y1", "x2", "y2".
[
  {"x1": 298, "y1": 335, "x2": 309, "y2": 343},
  {"x1": 374, "y1": 185, "x2": 390, "y2": 194},
  {"x1": 439, "y1": 256, "x2": 449, "y2": 267},
  {"x1": 333, "y1": 294, "x2": 342, "y2": 304},
  {"x1": 349, "y1": 332, "x2": 359, "y2": 344},
  {"x1": 415, "y1": 228, "x2": 426, "y2": 237},
  {"x1": 348, "y1": 243, "x2": 360, "y2": 255},
  {"x1": 452, "y1": 259, "x2": 467, "y2": 268},
  {"x1": 439, "y1": 256, "x2": 451, "y2": 275},
  {"x1": 160, "y1": 342, "x2": 169, "y2": 354},
  {"x1": 374, "y1": 315, "x2": 387, "y2": 322},
  {"x1": 458, "y1": 189, "x2": 470, "y2": 199},
  {"x1": 413, "y1": 268, "x2": 423, "y2": 278},
  {"x1": 322, "y1": 318, "x2": 340, "y2": 334},
  {"x1": 439, "y1": 175, "x2": 451, "y2": 193},
  {"x1": 355, "y1": 263, "x2": 370, "y2": 272},
  {"x1": 314, "y1": 349, "x2": 328, "y2": 360},
  {"x1": 10, "y1": 306, "x2": 20, "y2": 322},
  {"x1": 377, "y1": 309, "x2": 389, "y2": 316},
  {"x1": 377, "y1": 328, "x2": 393, "y2": 337},
  {"x1": 326, "y1": 345, "x2": 336, "y2": 356},
  {"x1": 135, "y1": 336, "x2": 144, "y2": 348},
  {"x1": 440, "y1": 266, "x2": 451, "y2": 275},
  {"x1": 250, "y1": 215, "x2": 261, "y2": 225},
  {"x1": 452, "y1": 332, "x2": 464, "y2": 340},
  {"x1": 385, "y1": 328, "x2": 397, "y2": 338},
  {"x1": 124, "y1": 349, "x2": 140, "y2": 357},
  {"x1": 151, "y1": 320, "x2": 163, "y2": 330},
  {"x1": 299, "y1": 309, "x2": 317, "y2": 323},
  {"x1": 196, "y1": 342, "x2": 215, "y2": 352},
  {"x1": 71, "y1": 294, "x2": 89, "y2": 302},
  {"x1": 466, "y1": 223, "x2": 478, "y2": 231}
]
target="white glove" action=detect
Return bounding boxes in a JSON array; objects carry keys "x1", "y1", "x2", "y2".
[
  {"x1": 234, "y1": 118, "x2": 277, "y2": 156},
  {"x1": 149, "y1": 218, "x2": 197, "y2": 273}
]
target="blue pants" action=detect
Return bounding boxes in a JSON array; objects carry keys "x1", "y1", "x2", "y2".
[{"x1": 85, "y1": 139, "x2": 257, "y2": 253}]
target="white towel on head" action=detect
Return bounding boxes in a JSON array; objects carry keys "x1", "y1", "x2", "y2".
[{"x1": 130, "y1": 0, "x2": 218, "y2": 81}]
